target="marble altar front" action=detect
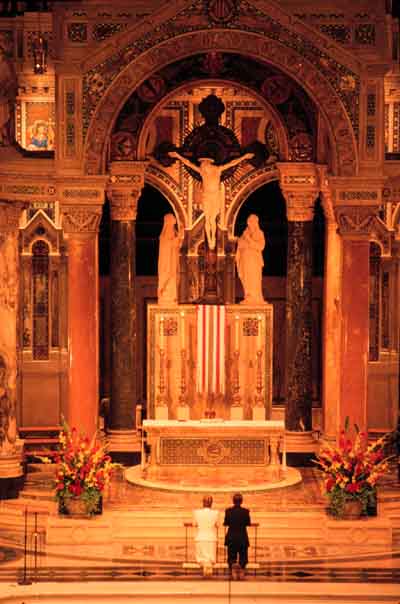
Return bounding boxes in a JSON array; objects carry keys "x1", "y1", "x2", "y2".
[{"x1": 141, "y1": 419, "x2": 286, "y2": 487}]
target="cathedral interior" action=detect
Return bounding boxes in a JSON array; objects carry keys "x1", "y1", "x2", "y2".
[{"x1": 0, "y1": 0, "x2": 400, "y2": 602}]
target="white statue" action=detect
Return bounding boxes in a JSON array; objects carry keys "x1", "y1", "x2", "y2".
[
  {"x1": 157, "y1": 213, "x2": 182, "y2": 305},
  {"x1": 169, "y1": 151, "x2": 254, "y2": 250},
  {"x1": 236, "y1": 214, "x2": 265, "y2": 305}
]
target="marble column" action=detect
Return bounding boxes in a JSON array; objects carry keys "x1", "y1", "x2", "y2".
[
  {"x1": 320, "y1": 185, "x2": 342, "y2": 443},
  {"x1": 62, "y1": 205, "x2": 102, "y2": 439},
  {"x1": 278, "y1": 163, "x2": 319, "y2": 454},
  {"x1": 335, "y1": 206, "x2": 378, "y2": 433},
  {"x1": 285, "y1": 207, "x2": 314, "y2": 432},
  {"x1": 0, "y1": 201, "x2": 25, "y2": 491},
  {"x1": 107, "y1": 162, "x2": 145, "y2": 453}
]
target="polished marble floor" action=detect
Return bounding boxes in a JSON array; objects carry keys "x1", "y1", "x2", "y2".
[{"x1": 0, "y1": 464, "x2": 399, "y2": 588}]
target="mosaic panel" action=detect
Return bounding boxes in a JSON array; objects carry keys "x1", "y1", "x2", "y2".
[
  {"x1": 354, "y1": 23, "x2": 375, "y2": 45},
  {"x1": 67, "y1": 23, "x2": 88, "y2": 43},
  {"x1": 243, "y1": 317, "x2": 259, "y2": 337},
  {"x1": 17, "y1": 101, "x2": 55, "y2": 151},
  {"x1": 319, "y1": 24, "x2": 351, "y2": 45},
  {"x1": 393, "y1": 103, "x2": 400, "y2": 152},
  {"x1": 160, "y1": 437, "x2": 267, "y2": 465},
  {"x1": 366, "y1": 124, "x2": 375, "y2": 149},
  {"x1": 32, "y1": 240, "x2": 49, "y2": 360},
  {"x1": 381, "y1": 271, "x2": 390, "y2": 349},
  {"x1": 367, "y1": 93, "x2": 376, "y2": 117}
]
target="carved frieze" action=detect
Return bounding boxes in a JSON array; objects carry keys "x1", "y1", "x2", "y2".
[
  {"x1": 335, "y1": 205, "x2": 388, "y2": 252},
  {"x1": 61, "y1": 206, "x2": 102, "y2": 234}
]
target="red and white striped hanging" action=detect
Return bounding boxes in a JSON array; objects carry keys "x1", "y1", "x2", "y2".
[{"x1": 196, "y1": 305, "x2": 226, "y2": 395}]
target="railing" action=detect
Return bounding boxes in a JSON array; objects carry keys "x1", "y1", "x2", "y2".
[{"x1": 183, "y1": 522, "x2": 260, "y2": 574}]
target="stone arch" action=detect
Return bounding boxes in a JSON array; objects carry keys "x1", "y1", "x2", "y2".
[
  {"x1": 136, "y1": 78, "x2": 290, "y2": 162},
  {"x1": 144, "y1": 172, "x2": 187, "y2": 229},
  {"x1": 83, "y1": 30, "x2": 358, "y2": 178},
  {"x1": 225, "y1": 169, "x2": 280, "y2": 236}
]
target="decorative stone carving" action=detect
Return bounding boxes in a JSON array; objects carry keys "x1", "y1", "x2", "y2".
[
  {"x1": 0, "y1": 201, "x2": 23, "y2": 231},
  {"x1": 83, "y1": 25, "x2": 358, "y2": 177},
  {"x1": 108, "y1": 189, "x2": 140, "y2": 221},
  {"x1": 283, "y1": 191, "x2": 318, "y2": 222},
  {"x1": 61, "y1": 206, "x2": 102, "y2": 234},
  {"x1": 107, "y1": 161, "x2": 146, "y2": 221},
  {"x1": 277, "y1": 163, "x2": 319, "y2": 222},
  {"x1": 335, "y1": 206, "x2": 378, "y2": 237}
]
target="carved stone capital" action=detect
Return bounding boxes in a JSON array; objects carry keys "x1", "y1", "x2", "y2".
[
  {"x1": 61, "y1": 205, "x2": 102, "y2": 234},
  {"x1": 0, "y1": 201, "x2": 25, "y2": 232},
  {"x1": 335, "y1": 206, "x2": 380, "y2": 239},
  {"x1": 282, "y1": 191, "x2": 318, "y2": 222},
  {"x1": 107, "y1": 161, "x2": 146, "y2": 221},
  {"x1": 277, "y1": 162, "x2": 319, "y2": 222},
  {"x1": 107, "y1": 188, "x2": 140, "y2": 221}
]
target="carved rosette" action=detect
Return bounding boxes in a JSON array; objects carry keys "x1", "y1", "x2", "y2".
[{"x1": 61, "y1": 206, "x2": 102, "y2": 234}]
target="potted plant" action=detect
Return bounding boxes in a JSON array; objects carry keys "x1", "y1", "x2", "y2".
[
  {"x1": 314, "y1": 419, "x2": 391, "y2": 519},
  {"x1": 39, "y1": 420, "x2": 120, "y2": 516}
]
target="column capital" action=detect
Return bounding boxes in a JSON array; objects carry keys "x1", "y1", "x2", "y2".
[
  {"x1": 276, "y1": 162, "x2": 320, "y2": 222},
  {"x1": 107, "y1": 161, "x2": 147, "y2": 221},
  {"x1": 0, "y1": 201, "x2": 26, "y2": 232},
  {"x1": 61, "y1": 205, "x2": 103, "y2": 235},
  {"x1": 334, "y1": 205, "x2": 380, "y2": 239}
]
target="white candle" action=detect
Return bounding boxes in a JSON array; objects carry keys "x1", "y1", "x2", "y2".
[
  {"x1": 160, "y1": 316, "x2": 164, "y2": 350},
  {"x1": 180, "y1": 311, "x2": 185, "y2": 349},
  {"x1": 235, "y1": 315, "x2": 240, "y2": 350},
  {"x1": 258, "y1": 315, "x2": 262, "y2": 350}
]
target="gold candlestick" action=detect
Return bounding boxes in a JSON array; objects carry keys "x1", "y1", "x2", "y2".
[{"x1": 254, "y1": 349, "x2": 264, "y2": 407}]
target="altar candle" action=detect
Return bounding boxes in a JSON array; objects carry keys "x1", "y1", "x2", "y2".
[
  {"x1": 235, "y1": 315, "x2": 240, "y2": 350},
  {"x1": 160, "y1": 316, "x2": 164, "y2": 350},
  {"x1": 258, "y1": 315, "x2": 262, "y2": 350},
  {"x1": 180, "y1": 311, "x2": 185, "y2": 349}
]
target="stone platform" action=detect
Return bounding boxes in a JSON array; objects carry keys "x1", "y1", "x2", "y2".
[{"x1": 125, "y1": 464, "x2": 302, "y2": 492}]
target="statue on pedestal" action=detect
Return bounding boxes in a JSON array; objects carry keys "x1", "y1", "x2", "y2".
[
  {"x1": 157, "y1": 213, "x2": 182, "y2": 305},
  {"x1": 236, "y1": 214, "x2": 265, "y2": 305}
]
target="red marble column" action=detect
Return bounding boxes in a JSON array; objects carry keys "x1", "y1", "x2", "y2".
[
  {"x1": 62, "y1": 206, "x2": 102, "y2": 439},
  {"x1": 340, "y1": 238, "x2": 370, "y2": 432}
]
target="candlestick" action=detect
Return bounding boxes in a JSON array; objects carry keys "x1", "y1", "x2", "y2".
[
  {"x1": 180, "y1": 311, "x2": 185, "y2": 350},
  {"x1": 234, "y1": 314, "x2": 239, "y2": 351}
]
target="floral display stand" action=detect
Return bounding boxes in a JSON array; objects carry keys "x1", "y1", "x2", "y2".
[
  {"x1": 314, "y1": 419, "x2": 391, "y2": 520},
  {"x1": 39, "y1": 420, "x2": 119, "y2": 517}
]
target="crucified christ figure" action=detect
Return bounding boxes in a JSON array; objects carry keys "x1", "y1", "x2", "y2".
[{"x1": 169, "y1": 151, "x2": 254, "y2": 250}]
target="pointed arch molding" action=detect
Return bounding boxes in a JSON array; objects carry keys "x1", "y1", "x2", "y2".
[{"x1": 82, "y1": 1, "x2": 360, "y2": 177}]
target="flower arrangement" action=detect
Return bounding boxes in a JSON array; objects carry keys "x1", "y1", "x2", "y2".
[
  {"x1": 39, "y1": 420, "x2": 120, "y2": 515},
  {"x1": 314, "y1": 419, "x2": 391, "y2": 517}
]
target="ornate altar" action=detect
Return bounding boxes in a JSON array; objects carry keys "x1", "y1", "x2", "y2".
[{"x1": 141, "y1": 419, "x2": 286, "y2": 486}]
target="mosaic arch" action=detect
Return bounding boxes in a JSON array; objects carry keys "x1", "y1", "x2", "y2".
[
  {"x1": 83, "y1": 30, "x2": 359, "y2": 177},
  {"x1": 134, "y1": 77, "x2": 289, "y2": 225}
]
